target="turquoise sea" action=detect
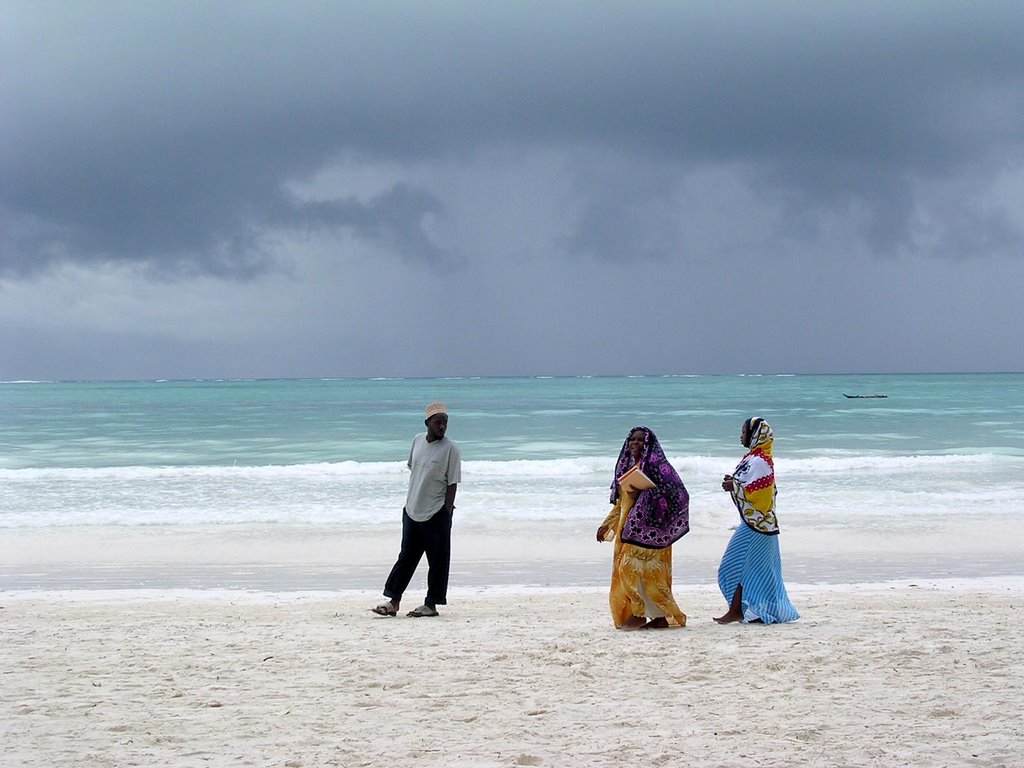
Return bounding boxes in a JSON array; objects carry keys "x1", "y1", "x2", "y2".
[{"x1": 1, "y1": 373, "x2": 1022, "y2": 588}]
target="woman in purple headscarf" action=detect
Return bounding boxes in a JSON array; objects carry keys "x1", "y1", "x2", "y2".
[{"x1": 596, "y1": 426, "x2": 689, "y2": 629}]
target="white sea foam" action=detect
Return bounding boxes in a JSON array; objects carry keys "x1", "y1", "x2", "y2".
[
  {"x1": 0, "y1": 460, "x2": 407, "y2": 481},
  {"x1": 1, "y1": 448, "x2": 1017, "y2": 530},
  {"x1": 1, "y1": 452, "x2": 1016, "y2": 484}
]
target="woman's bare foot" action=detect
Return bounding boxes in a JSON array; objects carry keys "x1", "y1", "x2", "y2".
[
  {"x1": 619, "y1": 615, "x2": 647, "y2": 631},
  {"x1": 640, "y1": 617, "x2": 670, "y2": 630},
  {"x1": 715, "y1": 585, "x2": 744, "y2": 624}
]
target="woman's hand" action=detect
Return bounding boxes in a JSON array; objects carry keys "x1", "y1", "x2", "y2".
[
  {"x1": 596, "y1": 524, "x2": 610, "y2": 542},
  {"x1": 721, "y1": 474, "x2": 734, "y2": 492}
]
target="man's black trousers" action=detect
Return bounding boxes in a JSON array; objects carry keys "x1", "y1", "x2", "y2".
[{"x1": 383, "y1": 507, "x2": 452, "y2": 606}]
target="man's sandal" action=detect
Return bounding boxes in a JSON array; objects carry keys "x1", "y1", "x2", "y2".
[
  {"x1": 406, "y1": 604, "x2": 439, "y2": 617},
  {"x1": 370, "y1": 603, "x2": 398, "y2": 616}
]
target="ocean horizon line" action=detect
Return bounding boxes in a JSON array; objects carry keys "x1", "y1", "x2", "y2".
[{"x1": 2, "y1": 370, "x2": 1021, "y2": 385}]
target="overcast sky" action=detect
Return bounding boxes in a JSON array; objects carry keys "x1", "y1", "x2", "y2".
[{"x1": 2, "y1": 1, "x2": 1022, "y2": 380}]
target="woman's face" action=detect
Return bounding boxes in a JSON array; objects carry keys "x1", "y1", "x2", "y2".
[
  {"x1": 741, "y1": 421, "x2": 751, "y2": 448},
  {"x1": 628, "y1": 430, "x2": 646, "y2": 460}
]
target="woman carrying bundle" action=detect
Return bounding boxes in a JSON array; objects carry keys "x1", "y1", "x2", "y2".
[{"x1": 596, "y1": 426, "x2": 689, "y2": 630}]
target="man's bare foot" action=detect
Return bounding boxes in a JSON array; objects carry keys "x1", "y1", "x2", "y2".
[
  {"x1": 713, "y1": 611, "x2": 743, "y2": 624},
  {"x1": 619, "y1": 615, "x2": 646, "y2": 631},
  {"x1": 640, "y1": 617, "x2": 670, "y2": 630}
]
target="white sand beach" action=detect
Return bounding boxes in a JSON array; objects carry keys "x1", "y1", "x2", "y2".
[{"x1": 3, "y1": 582, "x2": 1023, "y2": 767}]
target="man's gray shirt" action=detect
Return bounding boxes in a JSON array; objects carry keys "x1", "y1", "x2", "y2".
[{"x1": 404, "y1": 433, "x2": 462, "y2": 522}]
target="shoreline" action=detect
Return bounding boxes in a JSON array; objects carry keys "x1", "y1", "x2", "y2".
[
  {"x1": 5, "y1": 559, "x2": 1024, "y2": 595},
  {"x1": 2, "y1": 521, "x2": 1023, "y2": 593}
]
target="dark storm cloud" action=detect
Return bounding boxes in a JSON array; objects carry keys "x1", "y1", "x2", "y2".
[
  {"x1": 2, "y1": 1, "x2": 1022, "y2": 278},
  {"x1": 277, "y1": 185, "x2": 449, "y2": 268}
]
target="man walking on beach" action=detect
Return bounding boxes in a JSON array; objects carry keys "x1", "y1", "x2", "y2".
[{"x1": 372, "y1": 402, "x2": 461, "y2": 618}]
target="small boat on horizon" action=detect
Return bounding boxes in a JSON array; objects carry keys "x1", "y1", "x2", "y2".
[{"x1": 843, "y1": 393, "x2": 888, "y2": 399}]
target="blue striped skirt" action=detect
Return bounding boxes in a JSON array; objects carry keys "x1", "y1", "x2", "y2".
[{"x1": 718, "y1": 523, "x2": 799, "y2": 624}]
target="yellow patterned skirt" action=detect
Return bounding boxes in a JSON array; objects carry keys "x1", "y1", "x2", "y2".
[{"x1": 601, "y1": 498, "x2": 686, "y2": 628}]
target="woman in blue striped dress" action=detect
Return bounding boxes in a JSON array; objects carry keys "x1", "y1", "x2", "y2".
[{"x1": 714, "y1": 417, "x2": 799, "y2": 625}]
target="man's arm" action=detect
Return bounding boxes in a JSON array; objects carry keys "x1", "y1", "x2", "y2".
[{"x1": 444, "y1": 483, "x2": 458, "y2": 514}]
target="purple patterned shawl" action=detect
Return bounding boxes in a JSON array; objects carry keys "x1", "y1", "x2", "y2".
[{"x1": 609, "y1": 426, "x2": 690, "y2": 549}]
